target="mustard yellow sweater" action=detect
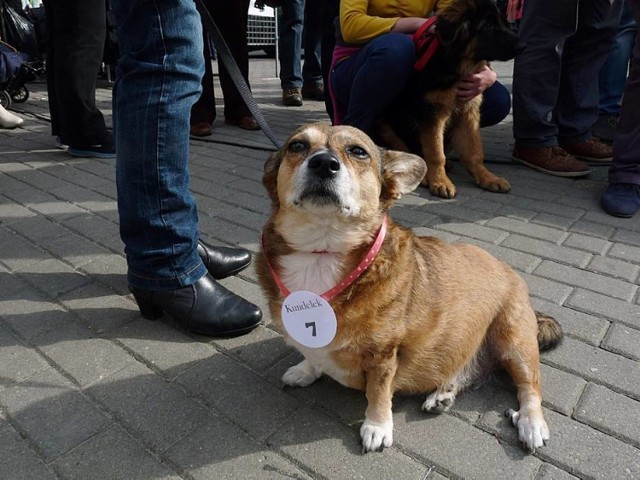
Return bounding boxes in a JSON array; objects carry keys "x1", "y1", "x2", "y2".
[{"x1": 340, "y1": 0, "x2": 441, "y2": 44}]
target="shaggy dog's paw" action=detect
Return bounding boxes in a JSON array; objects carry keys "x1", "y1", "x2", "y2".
[
  {"x1": 281, "y1": 360, "x2": 320, "y2": 387},
  {"x1": 505, "y1": 408, "x2": 549, "y2": 453},
  {"x1": 422, "y1": 390, "x2": 456, "y2": 413},
  {"x1": 360, "y1": 419, "x2": 394, "y2": 453},
  {"x1": 479, "y1": 176, "x2": 511, "y2": 193}
]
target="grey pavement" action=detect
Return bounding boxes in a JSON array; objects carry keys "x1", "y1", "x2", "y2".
[{"x1": 1, "y1": 58, "x2": 639, "y2": 479}]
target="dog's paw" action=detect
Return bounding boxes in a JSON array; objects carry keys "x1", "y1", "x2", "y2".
[
  {"x1": 282, "y1": 360, "x2": 320, "y2": 387},
  {"x1": 427, "y1": 179, "x2": 457, "y2": 199},
  {"x1": 360, "y1": 418, "x2": 394, "y2": 453},
  {"x1": 422, "y1": 390, "x2": 456, "y2": 413},
  {"x1": 505, "y1": 408, "x2": 549, "y2": 453},
  {"x1": 479, "y1": 176, "x2": 511, "y2": 193}
]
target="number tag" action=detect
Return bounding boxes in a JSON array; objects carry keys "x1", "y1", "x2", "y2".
[{"x1": 281, "y1": 290, "x2": 337, "y2": 348}]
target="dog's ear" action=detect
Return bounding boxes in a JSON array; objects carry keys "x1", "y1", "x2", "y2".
[
  {"x1": 263, "y1": 150, "x2": 282, "y2": 205},
  {"x1": 380, "y1": 149, "x2": 427, "y2": 201},
  {"x1": 437, "y1": 18, "x2": 471, "y2": 49}
]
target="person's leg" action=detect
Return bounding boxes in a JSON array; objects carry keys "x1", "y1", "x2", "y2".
[
  {"x1": 113, "y1": 0, "x2": 206, "y2": 290},
  {"x1": 601, "y1": 0, "x2": 640, "y2": 217},
  {"x1": 512, "y1": 0, "x2": 578, "y2": 148},
  {"x1": 555, "y1": 0, "x2": 623, "y2": 145},
  {"x1": 210, "y1": 0, "x2": 254, "y2": 123},
  {"x1": 190, "y1": 0, "x2": 217, "y2": 133},
  {"x1": 111, "y1": 0, "x2": 262, "y2": 335},
  {"x1": 279, "y1": 0, "x2": 304, "y2": 105},
  {"x1": 301, "y1": 0, "x2": 324, "y2": 100},
  {"x1": 331, "y1": 33, "x2": 415, "y2": 136},
  {"x1": 41, "y1": 0, "x2": 59, "y2": 139},
  {"x1": 48, "y1": 0, "x2": 111, "y2": 148},
  {"x1": 598, "y1": 0, "x2": 636, "y2": 117},
  {"x1": 479, "y1": 81, "x2": 511, "y2": 128},
  {"x1": 321, "y1": 0, "x2": 339, "y2": 120}
]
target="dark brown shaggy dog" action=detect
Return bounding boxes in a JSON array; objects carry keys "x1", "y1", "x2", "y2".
[
  {"x1": 378, "y1": 0, "x2": 525, "y2": 198},
  {"x1": 257, "y1": 123, "x2": 562, "y2": 454}
]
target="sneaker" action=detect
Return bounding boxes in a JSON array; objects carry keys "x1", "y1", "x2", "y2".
[
  {"x1": 55, "y1": 136, "x2": 68, "y2": 149},
  {"x1": 592, "y1": 115, "x2": 619, "y2": 144},
  {"x1": 600, "y1": 183, "x2": 640, "y2": 218},
  {"x1": 301, "y1": 82, "x2": 325, "y2": 101},
  {"x1": 282, "y1": 87, "x2": 303, "y2": 107},
  {"x1": 68, "y1": 142, "x2": 116, "y2": 159},
  {"x1": 512, "y1": 145, "x2": 591, "y2": 177},
  {"x1": 560, "y1": 138, "x2": 612, "y2": 163}
]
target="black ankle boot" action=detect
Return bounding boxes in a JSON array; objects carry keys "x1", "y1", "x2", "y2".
[
  {"x1": 130, "y1": 274, "x2": 262, "y2": 336},
  {"x1": 198, "y1": 240, "x2": 252, "y2": 279}
]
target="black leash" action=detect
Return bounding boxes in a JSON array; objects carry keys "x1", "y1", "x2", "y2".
[{"x1": 194, "y1": 0, "x2": 283, "y2": 149}]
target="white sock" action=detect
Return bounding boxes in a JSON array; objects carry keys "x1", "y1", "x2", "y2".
[{"x1": 0, "y1": 104, "x2": 24, "y2": 129}]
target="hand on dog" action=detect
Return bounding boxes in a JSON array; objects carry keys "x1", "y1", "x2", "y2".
[{"x1": 455, "y1": 65, "x2": 497, "y2": 103}]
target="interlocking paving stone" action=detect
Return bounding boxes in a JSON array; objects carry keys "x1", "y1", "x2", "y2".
[
  {"x1": 0, "y1": 425, "x2": 56, "y2": 479},
  {"x1": 0, "y1": 368, "x2": 111, "y2": 461},
  {"x1": 166, "y1": 413, "x2": 311, "y2": 480},
  {"x1": 533, "y1": 260, "x2": 637, "y2": 301},
  {"x1": 566, "y1": 288, "x2": 640, "y2": 329},
  {"x1": 501, "y1": 235, "x2": 592, "y2": 268},
  {"x1": 53, "y1": 424, "x2": 181, "y2": 480},
  {"x1": 574, "y1": 383, "x2": 640, "y2": 448},
  {"x1": 542, "y1": 337, "x2": 640, "y2": 400},
  {"x1": 586, "y1": 254, "x2": 640, "y2": 282},
  {"x1": 175, "y1": 352, "x2": 301, "y2": 442},
  {"x1": 601, "y1": 323, "x2": 640, "y2": 361},
  {"x1": 86, "y1": 361, "x2": 209, "y2": 452},
  {"x1": 486, "y1": 216, "x2": 568, "y2": 243},
  {"x1": 531, "y1": 297, "x2": 609, "y2": 346},
  {"x1": 268, "y1": 406, "x2": 427, "y2": 480},
  {"x1": 0, "y1": 323, "x2": 50, "y2": 389},
  {"x1": 539, "y1": 364, "x2": 587, "y2": 416}
]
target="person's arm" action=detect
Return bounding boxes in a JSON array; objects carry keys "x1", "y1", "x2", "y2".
[{"x1": 340, "y1": 0, "x2": 398, "y2": 43}]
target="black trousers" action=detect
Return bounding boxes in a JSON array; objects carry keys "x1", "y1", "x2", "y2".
[
  {"x1": 191, "y1": 0, "x2": 251, "y2": 125},
  {"x1": 43, "y1": 0, "x2": 110, "y2": 147}
]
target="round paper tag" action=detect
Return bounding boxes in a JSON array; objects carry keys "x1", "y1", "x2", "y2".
[{"x1": 281, "y1": 290, "x2": 337, "y2": 348}]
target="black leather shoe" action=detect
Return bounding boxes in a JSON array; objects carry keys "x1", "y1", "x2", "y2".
[
  {"x1": 197, "y1": 240, "x2": 252, "y2": 279},
  {"x1": 130, "y1": 274, "x2": 262, "y2": 336}
]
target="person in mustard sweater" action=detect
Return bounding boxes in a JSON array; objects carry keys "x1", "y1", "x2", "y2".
[{"x1": 329, "y1": 0, "x2": 510, "y2": 137}]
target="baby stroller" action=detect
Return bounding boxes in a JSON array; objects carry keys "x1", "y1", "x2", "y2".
[{"x1": 0, "y1": 39, "x2": 42, "y2": 109}]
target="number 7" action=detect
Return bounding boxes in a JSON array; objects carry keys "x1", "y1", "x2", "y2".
[{"x1": 305, "y1": 321, "x2": 317, "y2": 337}]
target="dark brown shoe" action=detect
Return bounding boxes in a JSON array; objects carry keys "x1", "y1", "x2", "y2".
[
  {"x1": 283, "y1": 87, "x2": 303, "y2": 107},
  {"x1": 190, "y1": 122, "x2": 213, "y2": 137},
  {"x1": 560, "y1": 138, "x2": 613, "y2": 163},
  {"x1": 512, "y1": 146, "x2": 591, "y2": 177},
  {"x1": 302, "y1": 82, "x2": 325, "y2": 101},
  {"x1": 225, "y1": 115, "x2": 260, "y2": 131}
]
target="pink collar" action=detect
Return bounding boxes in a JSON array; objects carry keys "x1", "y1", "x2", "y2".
[{"x1": 263, "y1": 215, "x2": 388, "y2": 302}]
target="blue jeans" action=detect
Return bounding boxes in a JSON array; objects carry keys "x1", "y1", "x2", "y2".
[
  {"x1": 331, "y1": 32, "x2": 510, "y2": 136},
  {"x1": 599, "y1": 0, "x2": 637, "y2": 116},
  {"x1": 111, "y1": 0, "x2": 207, "y2": 290},
  {"x1": 279, "y1": 0, "x2": 322, "y2": 88}
]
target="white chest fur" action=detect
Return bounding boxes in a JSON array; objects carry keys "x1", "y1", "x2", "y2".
[{"x1": 279, "y1": 252, "x2": 343, "y2": 295}]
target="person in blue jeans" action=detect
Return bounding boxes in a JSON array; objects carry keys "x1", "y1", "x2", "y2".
[
  {"x1": 110, "y1": 0, "x2": 262, "y2": 336},
  {"x1": 593, "y1": 0, "x2": 637, "y2": 143},
  {"x1": 601, "y1": 0, "x2": 640, "y2": 218},
  {"x1": 279, "y1": 0, "x2": 325, "y2": 106}
]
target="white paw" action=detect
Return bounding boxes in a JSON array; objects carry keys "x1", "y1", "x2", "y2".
[
  {"x1": 505, "y1": 408, "x2": 549, "y2": 453},
  {"x1": 282, "y1": 360, "x2": 320, "y2": 387},
  {"x1": 422, "y1": 390, "x2": 456, "y2": 413},
  {"x1": 360, "y1": 418, "x2": 394, "y2": 453}
]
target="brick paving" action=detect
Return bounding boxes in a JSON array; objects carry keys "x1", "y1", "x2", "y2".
[{"x1": 1, "y1": 58, "x2": 639, "y2": 479}]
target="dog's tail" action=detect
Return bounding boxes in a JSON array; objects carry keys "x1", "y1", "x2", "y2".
[{"x1": 535, "y1": 311, "x2": 564, "y2": 351}]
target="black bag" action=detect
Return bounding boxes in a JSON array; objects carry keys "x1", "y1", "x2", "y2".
[{"x1": 2, "y1": 5, "x2": 39, "y2": 59}]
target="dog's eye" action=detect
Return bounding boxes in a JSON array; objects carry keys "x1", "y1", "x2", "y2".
[
  {"x1": 347, "y1": 145, "x2": 369, "y2": 159},
  {"x1": 288, "y1": 140, "x2": 308, "y2": 153}
]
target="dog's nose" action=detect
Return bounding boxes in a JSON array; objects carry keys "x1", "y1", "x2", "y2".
[{"x1": 307, "y1": 152, "x2": 341, "y2": 179}]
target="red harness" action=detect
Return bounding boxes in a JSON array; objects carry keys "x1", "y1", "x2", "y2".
[{"x1": 413, "y1": 16, "x2": 440, "y2": 71}]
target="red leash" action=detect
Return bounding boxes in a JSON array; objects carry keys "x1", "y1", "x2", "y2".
[{"x1": 413, "y1": 16, "x2": 440, "y2": 71}]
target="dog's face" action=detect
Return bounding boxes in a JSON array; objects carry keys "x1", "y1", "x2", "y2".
[
  {"x1": 437, "y1": 0, "x2": 526, "y2": 62},
  {"x1": 263, "y1": 123, "x2": 426, "y2": 221}
]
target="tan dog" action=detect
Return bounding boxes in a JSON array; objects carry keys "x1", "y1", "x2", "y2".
[{"x1": 257, "y1": 123, "x2": 563, "y2": 453}]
